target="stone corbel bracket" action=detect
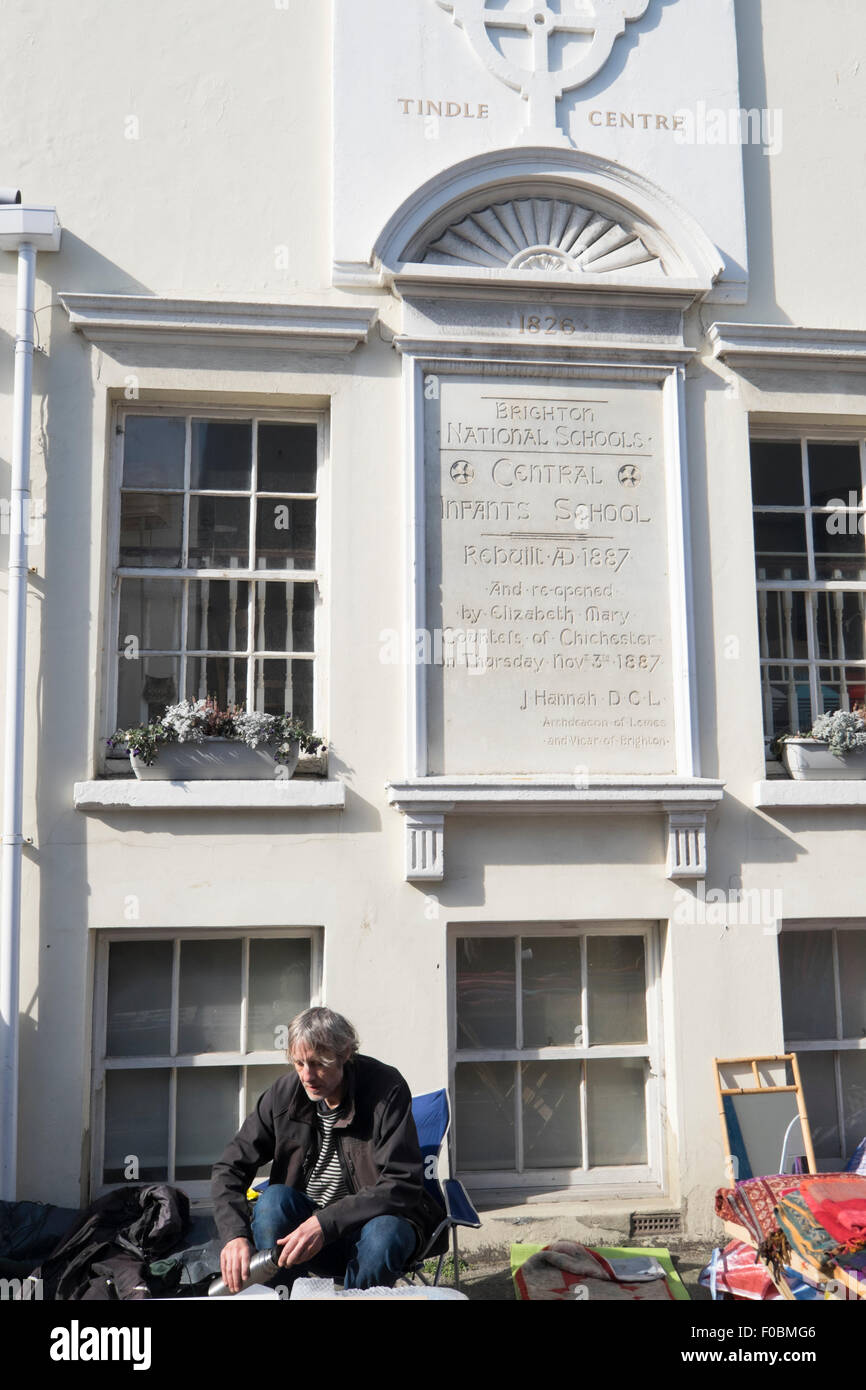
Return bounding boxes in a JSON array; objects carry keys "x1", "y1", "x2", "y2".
[{"x1": 387, "y1": 777, "x2": 724, "y2": 883}]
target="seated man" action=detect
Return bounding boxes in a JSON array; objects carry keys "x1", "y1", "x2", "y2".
[{"x1": 211, "y1": 1006, "x2": 442, "y2": 1293}]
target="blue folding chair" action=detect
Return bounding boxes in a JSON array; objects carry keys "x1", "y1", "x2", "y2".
[{"x1": 407, "y1": 1088, "x2": 481, "y2": 1289}]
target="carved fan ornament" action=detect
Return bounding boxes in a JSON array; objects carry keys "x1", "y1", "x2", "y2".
[{"x1": 421, "y1": 196, "x2": 661, "y2": 275}]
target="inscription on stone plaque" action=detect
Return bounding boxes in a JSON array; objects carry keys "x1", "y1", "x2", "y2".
[{"x1": 424, "y1": 374, "x2": 676, "y2": 775}]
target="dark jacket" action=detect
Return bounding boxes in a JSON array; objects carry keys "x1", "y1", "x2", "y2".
[
  {"x1": 29, "y1": 1184, "x2": 190, "y2": 1301},
  {"x1": 211, "y1": 1055, "x2": 442, "y2": 1253}
]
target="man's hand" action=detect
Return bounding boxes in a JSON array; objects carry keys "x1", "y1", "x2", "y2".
[
  {"x1": 220, "y1": 1237, "x2": 253, "y2": 1294},
  {"x1": 276, "y1": 1213, "x2": 325, "y2": 1268}
]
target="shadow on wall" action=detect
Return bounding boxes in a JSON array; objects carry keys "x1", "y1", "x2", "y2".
[
  {"x1": 41, "y1": 231, "x2": 153, "y2": 299},
  {"x1": 559, "y1": 0, "x2": 684, "y2": 120},
  {"x1": 733, "y1": 0, "x2": 786, "y2": 323}
]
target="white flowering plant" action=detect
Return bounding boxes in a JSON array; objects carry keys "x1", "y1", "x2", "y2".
[
  {"x1": 108, "y1": 697, "x2": 325, "y2": 767},
  {"x1": 808, "y1": 709, "x2": 866, "y2": 758}
]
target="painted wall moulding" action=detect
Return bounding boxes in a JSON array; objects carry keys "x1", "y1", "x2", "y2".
[{"x1": 59, "y1": 294, "x2": 377, "y2": 355}]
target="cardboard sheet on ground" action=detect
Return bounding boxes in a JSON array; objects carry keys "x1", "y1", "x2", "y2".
[{"x1": 510, "y1": 1244, "x2": 690, "y2": 1301}]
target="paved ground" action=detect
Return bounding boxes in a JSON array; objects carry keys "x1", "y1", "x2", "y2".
[{"x1": 456, "y1": 1240, "x2": 714, "y2": 1300}]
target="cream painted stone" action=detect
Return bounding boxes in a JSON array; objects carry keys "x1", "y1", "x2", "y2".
[
  {"x1": 424, "y1": 371, "x2": 675, "y2": 774},
  {"x1": 333, "y1": 0, "x2": 747, "y2": 298}
]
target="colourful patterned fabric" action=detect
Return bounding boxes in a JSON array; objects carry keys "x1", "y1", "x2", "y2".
[
  {"x1": 715, "y1": 1175, "x2": 812, "y2": 1245},
  {"x1": 801, "y1": 1174, "x2": 866, "y2": 1248},
  {"x1": 768, "y1": 1192, "x2": 843, "y2": 1276}
]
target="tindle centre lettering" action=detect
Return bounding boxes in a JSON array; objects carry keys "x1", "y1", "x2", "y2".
[
  {"x1": 589, "y1": 111, "x2": 687, "y2": 131},
  {"x1": 398, "y1": 98, "x2": 489, "y2": 119}
]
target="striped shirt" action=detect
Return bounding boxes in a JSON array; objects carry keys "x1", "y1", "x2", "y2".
[{"x1": 303, "y1": 1100, "x2": 351, "y2": 1208}]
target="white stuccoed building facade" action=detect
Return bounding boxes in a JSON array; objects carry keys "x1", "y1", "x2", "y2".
[{"x1": 1, "y1": 0, "x2": 864, "y2": 1241}]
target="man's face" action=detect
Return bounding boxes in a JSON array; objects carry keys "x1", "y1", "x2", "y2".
[{"x1": 290, "y1": 1042, "x2": 350, "y2": 1108}]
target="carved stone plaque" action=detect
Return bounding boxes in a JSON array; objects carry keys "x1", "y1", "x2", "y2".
[{"x1": 424, "y1": 372, "x2": 676, "y2": 774}]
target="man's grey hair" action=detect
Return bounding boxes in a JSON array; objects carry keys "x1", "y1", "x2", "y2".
[{"x1": 287, "y1": 1007, "x2": 360, "y2": 1063}]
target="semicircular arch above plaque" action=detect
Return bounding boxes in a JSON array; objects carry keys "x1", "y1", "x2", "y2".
[
  {"x1": 421, "y1": 196, "x2": 661, "y2": 277},
  {"x1": 372, "y1": 148, "x2": 725, "y2": 293}
]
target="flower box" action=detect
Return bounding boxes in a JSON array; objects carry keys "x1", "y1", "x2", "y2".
[
  {"x1": 781, "y1": 738, "x2": 866, "y2": 782},
  {"x1": 130, "y1": 737, "x2": 299, "y2": 782}
]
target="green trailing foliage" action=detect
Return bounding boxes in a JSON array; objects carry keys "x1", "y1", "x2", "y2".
[{"x1": 108, "y1": 697, "x2": 325, "y2": 767}]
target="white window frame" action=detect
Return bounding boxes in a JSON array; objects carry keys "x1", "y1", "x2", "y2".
[
  {"x1": 780, "y1": 919, "x2": 866, "y2": 1167},
  {"x1": 751, "y1": 426, "x2": 866, "y2": 747},
  {"x1": 90, "y1": 927, "x2": 323, "y2": 1203},
  {"x1": 448, "y1": 921, "x2": 664, "y2": 1196},
  {"x1": 102, "y1": 401, "x2": 330, "y2": 766}
]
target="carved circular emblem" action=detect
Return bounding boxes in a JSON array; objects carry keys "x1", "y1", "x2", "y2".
[
  {"x1": 435, "y1": 1, "x2": 652, "y2": 134},
  {"x1": 618, "y1": 464, "x2": 642, "y2": 488},
  {"x1": 450, "y1": 460, "x2": 475, "y2": 484},
  {"x1": 510, "y1": 247, "x2": 572, "y2": 272}
]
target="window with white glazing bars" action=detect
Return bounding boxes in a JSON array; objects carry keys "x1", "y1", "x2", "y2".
[
  {"x1": 92, "y1": 931, "x2": 320, "y2": 1199},
  {"x1": 111, "y1": 411, "x2": 321, "y2": 734},
  {"x1": 451, "y1": 926, "x2": 660, "y2": 1189},
  {"x1": 779, "y1": 926, "x2": 866, "y2": 1169},
  {"x1": 751, "y1": 437, "x2": 866, "y2": 747}
]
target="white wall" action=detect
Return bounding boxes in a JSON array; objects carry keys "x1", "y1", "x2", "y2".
[{"x1": 0, "y1": 0, "x2": 864, "y2": 1229}]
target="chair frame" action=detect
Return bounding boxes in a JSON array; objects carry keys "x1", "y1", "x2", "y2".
[{"x1": 404, "y1": 1089, "x2": 481, "y2": 1290}]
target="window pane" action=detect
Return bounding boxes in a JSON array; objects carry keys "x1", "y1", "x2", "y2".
[
  {"x1": 780, "y1": 932, "x2": 837, "y2": 1040},
  {"x1": 817, "y1": 667, "x2": 865, "y2": 719},
  {"x1": 186, "y1": 657, "x2": 248, "y2": 708},
  {"x1": 120, "y1": 493, "x2": 183, "y2": 567},
  {"x1": 455, "y1": 1062, "x2": 515, "y2": 1169},
  {"x1": 757, "y1": 589, "x2": 808, "y2": 661},
  {"x1": 253, "y1": 658, "x2": 313, "y2": 724},
  {"x1": 812, "y1": 514, "x2": 866, "y2": 581},
  {"x1": 189, "y1": 579, "x2": 249, "y2": 653},
  {"x1": 246, "y1": 1065, "x2": 290, "y2": 1112},
  {"x1": 750, "y1": 441, "x2": 803, "y2": 507},
  {"x1": 841, "y1": 1051, "x2": 866, "y2": 1160},
  {"x1": 117, "y1": 655, "x2": 179, "y2": 727},
  {"x1": 178, "y1": 940, "x2": 242, "y2": 1053},
  {"x1": 104, "y1": 1070, "x2": 169, "y2": 1183},
  {"x1": 189, "y1": 496, "x2": 250, "y2": 567},
  {"x1": 753, "y1": 513, "x2": 808, "y2": 580},
  {"x1": 761, "y1": 664, "x2": 813, "y2": 737},
  {"x1": 191, "y1": 421, "x2": 252, "y2": 490},
  {"x1": 456, "y1": 938, "x2": 516, "y2": 1048},
  {"x1": 107, "y1": 942, "x2": 172, "y2": 1057},
  {"x1": 522, "y1": 1061, "x2": 582, "y2": 1168},
  {"x1": 807, "y1": 443, "x2": 862, "y2": 508},
  {"x1": 258, "y1": 582, "x2": 315, "y2": 653},
  {"x1": 258, "y1": 423, "x2": 318, "y2": 493},
  {"x1": 586, "y1": 1058, "x2": 647, "y2": 1165},
  {"x1": 175, "y1": 1068, "x2": 240, "y2": 1180},
  {"x1": 839, "y1": 931, "x2": 866, "y2": 1039},
  {"x1": 796, "y1": 1051, "x2": 841, "y2": 1163},
  {"x1": 248, "y1": 938, "x2": 311, "y2": 1051},
  {"x1": 122, "y1": 416, "x2": 185, "y2": 490},
  {"x1": 587, "y1": 937, "x2": 647, "y2": 1044},
  {"x1": 816, "y1": 591, "x2": 866, "y2": 664},
  {"x1": 256, "y1": 499, "x2": 316, "y2": 570},
  {"x1": 522, "y1": 938, "x2": 582, "y2": 1047},
  {"x1": 119, "y1": 579, "x2": 183, "y2": 652}
]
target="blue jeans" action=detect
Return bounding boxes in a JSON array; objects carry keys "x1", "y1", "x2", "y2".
[{"x1": 250, "y1": 1185, "x2": 417, "y2": 1290}]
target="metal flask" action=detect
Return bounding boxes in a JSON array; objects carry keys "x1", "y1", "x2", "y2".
[{"x1": 207, "y1": 1246, "x2": 282, "y2": 1297}]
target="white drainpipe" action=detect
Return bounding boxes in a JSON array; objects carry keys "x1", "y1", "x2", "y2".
[{"x1": 0, "y1": 199, "x2": 61, "y2": 1201}]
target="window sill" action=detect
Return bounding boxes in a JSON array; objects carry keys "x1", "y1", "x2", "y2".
[
  {"x1": 73, "y1": 779, "x2": 346, "y2": 812},
  {"x1": 755, "y1": 780, "x2": 866, "y2": 809}
]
